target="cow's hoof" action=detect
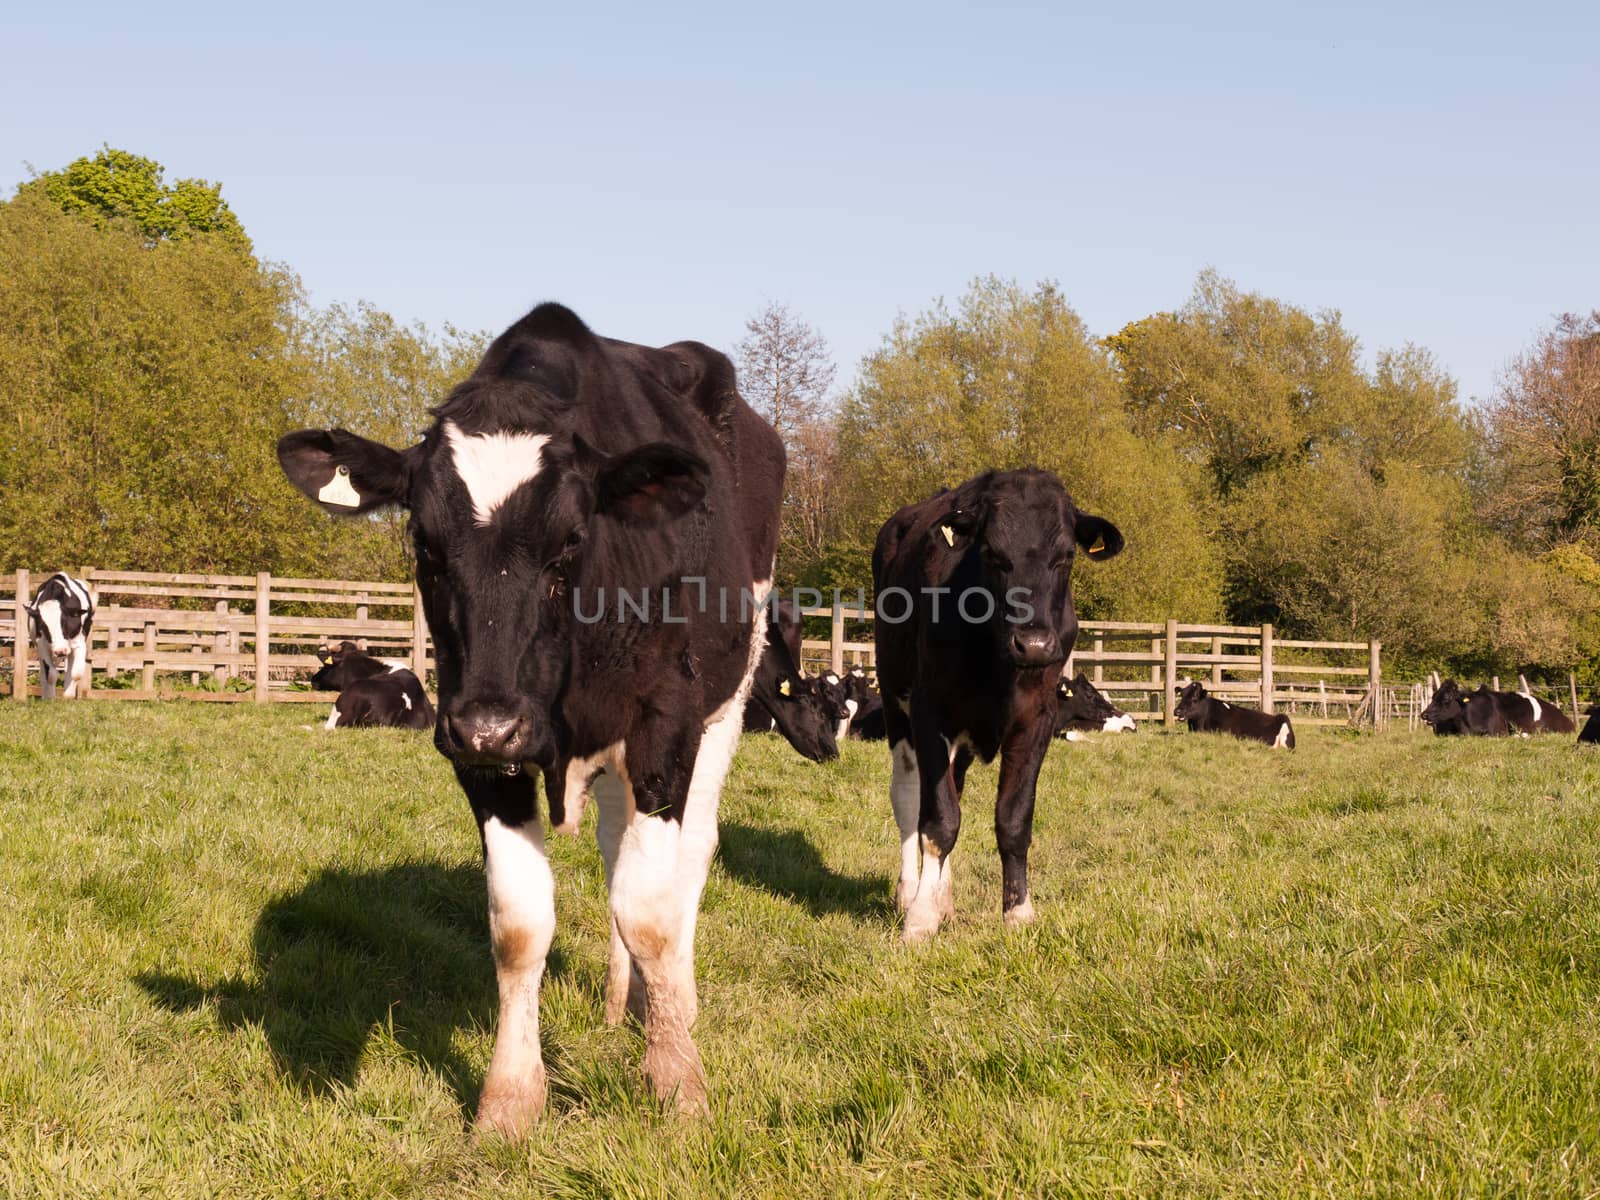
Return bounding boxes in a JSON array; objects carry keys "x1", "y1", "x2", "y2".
[
  {"x1": 1003, "y1": 899, "x2": 1038, "y2": 929},
  {"x1": 643, "y1": 1042, "x2": 706, "y2": 1117},
  {"x1": 474, "y1": 1070, "x2": 546, "y2": 1141},
  {"x1": 902, "y1": 912, "x2": 942, "y2": 943}
]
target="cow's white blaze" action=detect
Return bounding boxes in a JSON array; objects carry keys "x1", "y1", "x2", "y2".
[
  {"x1": 445, "y1": 422, "x2": 552, "y2": 526},
  {"x1": 479, "y1": 813, "x2": 556, "y2": 1130},
  {"x1": 35, "y1": 600, "x2": 67, "y2": 658}
]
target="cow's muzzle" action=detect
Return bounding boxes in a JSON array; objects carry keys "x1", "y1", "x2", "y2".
[
  {"x1": 438, "y1": 702, "x2": 550, "y2": 767},
  {"x1": 1008, "y1": 627, "x2": 1062, "y2": 669}
]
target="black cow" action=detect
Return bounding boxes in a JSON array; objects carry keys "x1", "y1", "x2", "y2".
[
  {"x1": 844, "y1": 670, "x2": 887, "y2": 740},
  {"x1": 1173, "y1": 681, "x2": 1294, "y2": 749},
  {"x1": 25, "y1": 572, "x2": 94, "y2": 699},
  {"x1": 1421, "y1": 679, "x2": 1575, "y2": 736},
  {"x1": 1579, "y1": 706, "x2": 1600, "y2": 744},
  {"x1": 873, "y1": 468, "x2": 1122, "y2": 940},
  {"x1": 741, "y1": 617, "x2": 839, "y2": 761},
  {"x1": 1055, "y1": 673, "x2": 1136, "y2": 740},
  {"x1": 278, "y1": 302, "x2": 785, "y2": 1135},
  {"x1": 311, "y1": 641, "x2": 435, "y2": 732}
]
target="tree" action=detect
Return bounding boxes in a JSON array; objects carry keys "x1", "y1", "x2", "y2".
[
  {"x1": 1481, "y1": 311, "x2": 1600, "y2": 549},
  {"x1": 736, "y1": 302, "x2": 836, "y2": 444},
  {"x1": 16, "y1": 146, "x2": 252, "y2": 256},
  {"x1": 836, "y1": 277, "x2": 1223, "y2": 619}
]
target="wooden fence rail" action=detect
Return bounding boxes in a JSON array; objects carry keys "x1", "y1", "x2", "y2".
[{"x1": 4, "y1": 570, "x2": 1387, "y2": 725}]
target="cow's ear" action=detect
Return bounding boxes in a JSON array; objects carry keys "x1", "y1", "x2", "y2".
[
  {"x1": 924, "y1": 505, "x2": 982, "y2": 583},
  {"x1": 278, "y1": 429, "x2": 412, "y2": 515},
  {"x1": 593, "y1": 441, "x2": 709, "y2": 526},
  {"x1": 1074, "y1": 513, "x2": 1124, "y2": 561}
]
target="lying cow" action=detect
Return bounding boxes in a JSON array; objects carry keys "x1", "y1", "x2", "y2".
[
  {"x1": 1579, "y1": 706, "x2": 1600, "y2": 744},
  {"x1": 278, "y1": 301, "x2": 784, "y2": 1133},
  {"x1": 1174, "y1": 681, "x2": 1294, "y2": 749},
  {"x1": 741, "y1": 620, "x2": 839, "y2": 761},
  {"x1": 1421, "y1": 679, "x2": 1574, "y2": 736},
  {"x1": 1055, "y1": 673, "x2": 1136, "y2": 740},
  {"x1": 25, "y1": 572, "x2": 94, "y2": 699},
  {"x1": 874, "y1": 467, "x2": 1123, "y2": 940},
  {"x1": 311, "y1": 641, "x2": 434, "y2": 732}
]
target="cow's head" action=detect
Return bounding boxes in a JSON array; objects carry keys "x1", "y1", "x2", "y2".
[
  {"x1": 1420, "y1": 679, "x2": 1466, "y2": 727},
  {"x1": 923, "y1": 471, "x2": 1122, "y2": 669},
  {"x1": 277, "y1": 304, "x2": 711, "y2": 770},
  {"x1": 1173, "y1": 680, "x2": 1209, "y2": 721},
  {"x1": 310, "y1": 641, "x2": 364, "y2": 691},
  {"x1": 766, "y1": 673, "x2": 840, "y2": 762},
  {"x1": 1059, "y1": 672, "x2": 1136, "y2": 732}
]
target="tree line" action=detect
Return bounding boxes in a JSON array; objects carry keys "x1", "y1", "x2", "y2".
[{"x1": 3, "y1": 148, "x2": 1596, "y2": 682}]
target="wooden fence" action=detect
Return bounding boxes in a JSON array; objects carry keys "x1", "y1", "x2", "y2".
[
  {"x1": 797, "y1": 608, "x2": 1381, "y2": 728},
  {"x1": 3, "y1": 569, "x2": 1383, "y2": 725}
]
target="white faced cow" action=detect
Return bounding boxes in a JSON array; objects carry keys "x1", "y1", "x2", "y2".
[
  {"x1": 25, "y1": 573, "x2": 94, "y2": 699},
  {"x1": 873, "y1": 469, "x2": 1123, "y2": 941},
  {"x1": 278, "y1": 303, "x2": 784, "y2": 1135}
]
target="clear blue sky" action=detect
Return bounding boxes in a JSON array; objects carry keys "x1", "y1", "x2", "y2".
[{"x1": 5, "y1": 0, "x2": 1596, "y2": 404}]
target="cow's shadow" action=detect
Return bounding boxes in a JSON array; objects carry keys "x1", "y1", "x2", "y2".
[
  {"x1": 135, "y1": 862, "x2": 551, "y2": 1113},
  {"x1": 717, "y1": 822, "x2": 891, "y2": 919}
]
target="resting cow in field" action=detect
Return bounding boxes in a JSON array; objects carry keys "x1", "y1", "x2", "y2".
[
  {"x1": 1173, "y1": 681, "x2": 1294, "y2": 749},
  {"x1": 873, "y1": 468, "x2": 1122, "y2": 940},
  {"x1": 1421, "y1": 679, "x2": 1574, "y2": 736},
  {"x1": 312, "y1": 641, "x2": 435, "y2": 732},
  {"x1": 1055, "y1": 673, "x2": 1136, "y2": 740},
  {"x1": 25, "y1": 572, "x2": 94, "y2": 699},
  {"x1": 740, "y1": 618, "x2": 839, "y2": 761},
  {"x1": 1579, "y1": 706, "x2": 1600, "y2": 744},
  {"x1": 278, "y1": 302, "x2": 785, "y2": 1135}
]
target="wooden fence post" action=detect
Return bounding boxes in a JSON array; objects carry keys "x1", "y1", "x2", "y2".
[
  {"x1": 214, "y1": 599, "x2": 230, "y2": 685},
  {"x1": 411, "y1": 580, "x2": 429, "y2": 682},
  {"x1": 1260, "y1": 623, "x2": 1275, "y2": 713},
  {"x1": 1163, "y1": 619, "x2": 1178, "y2": 728},
  {"x1": 1092, "y1": 635, "x2": 1104, "y2": 685},
  {"x1": 12, "y1": 568, "x2": 29, "y2": 699},
  {"x1": 1368, "y1": 640, "x2": 1382, "y2": 727},
  {"x1": 830, "y1": 601, "x2": 845, "y2": 675},
  {"x1": 254, "y1": 572, "x2": 271, "y2": 704},
  {"x1": 142, "y1": 623, "x2": 156, "y2": 693},
  {"x1": 1210, "y1": 636, "x2": 1223, "y2": 686},
  {"x1": 1571, "y1": 672, "x2": 1580, "y2": 719}
]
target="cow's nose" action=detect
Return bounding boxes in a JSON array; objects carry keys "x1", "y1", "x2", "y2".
[
  {"x1": 1008, "y1": 627, "x2": 1060, "y2": 668},
  {"x1": 441, "y1": 705, "x2": 540, "y2": 766}
]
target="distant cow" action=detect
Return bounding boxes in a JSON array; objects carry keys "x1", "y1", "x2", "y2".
[
  {"x1": 312, "y1": 641, "x2": 434, "y2": 732},
  {"x1": 1579, "y1": 706, "x2": 1600, "y2": 744},
  {"x1": 874, "y1": 468, "x2": 1123, "y2": 940},
  {"x1": 1421, "y1": 679, "x2": 1574, "y2": 736},
  {"x1": 1174, "y1": 681, "x2": 1294, "y2": 749},
  {"x1": 741, "y1": 619, "x2": 839, "y2": 761},
  {"x1": 25, "y1": 573, "x2": 94, "y2": 699},
  {"x1": 1055, "y1": 673, "x2": 1136, "y2": 740}
]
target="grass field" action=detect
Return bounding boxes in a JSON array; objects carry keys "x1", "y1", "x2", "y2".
[{"x1": 1, "y1": 702, "x2": 1597, "y2": 1198}]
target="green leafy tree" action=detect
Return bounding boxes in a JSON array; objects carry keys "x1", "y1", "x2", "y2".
[
  {"x1": 836, "y1": 277, "x2": 1223, "y2": 619},
  {"x1": 18, "y1": 146, "x2": 253, "y2": 256}
]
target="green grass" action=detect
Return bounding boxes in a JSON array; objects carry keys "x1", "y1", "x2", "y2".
[{"x1": 1, "y1": 703, "x2": 1598, "y2": 1198}]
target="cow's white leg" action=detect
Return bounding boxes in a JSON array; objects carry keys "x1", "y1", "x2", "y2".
[
  {"x1": 475, "y1": 813, "x2": 556, "y2": 1139},
  {"x1": 593, "y1": 764, "x2": 646, "y2": 1026},
  {"x1": 35, "y1": 636, "x2": 57, "y2": 700},
  {"x1": 889, "y1": 738, "x2": 921, "y2": 912},
  {"x1": 610, "y1": 801, "x2": 705, "y2": 1114},
  {"x1": 63, "y1": 636, "x2": 88, "y2": 699}
]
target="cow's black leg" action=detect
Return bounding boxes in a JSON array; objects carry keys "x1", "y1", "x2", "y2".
[
  {"x1": 459, "y1": 765, "x2": 555, "y2": 1139},
  {"x1": 994, "y1": 715, "x2": 1054, "y2": 928},
  {"x1": 902, "y1": 698, "x2": 965, "y2": 942}
]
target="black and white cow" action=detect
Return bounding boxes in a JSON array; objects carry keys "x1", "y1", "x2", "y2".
[
  {"x1": 311, "y1": 641, "x2": 435, "y2": 732},
  {"x1": 740, "y1": 618, "x2": 839, "y2": 761},
  {"x1": 1173, "y1": 681, "x2": 1294, "y2": 749},
  {"x1": 873, "y1": 469, "x2": 1122, "y2": 940},
  {"x1": 25, "y1": 572, "x2": 94, "y2": 699},
  {"x1": 278, "y1": 303, "x2": 785, "y2": 1135},
  {"x1": 1055, "y1": 672, "x2": 1136, "y2": 740},
  {"x1": 1420, "y1": 679, "x2": 1575, "y2": 736}
]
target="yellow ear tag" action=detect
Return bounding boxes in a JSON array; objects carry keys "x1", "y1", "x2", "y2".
[
  {"x1": 939, "y1": 524, "x2": 955, "y2": 547},
  {"x1": 1088, "y1": 535, "x2": 1106, "y2": 555},
  {"x1": 320, "y1": 656, "x2": 333, "y2": 666},
  {"x1": 778, "y1": 678, "x2": 792, "y2": 697},
  {"x1": 317, "y1": 464, "x2": 361, "y2": 508},
  {"x1": 1063, "y1": 687, "x2": 1073, "y2": 697}
]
